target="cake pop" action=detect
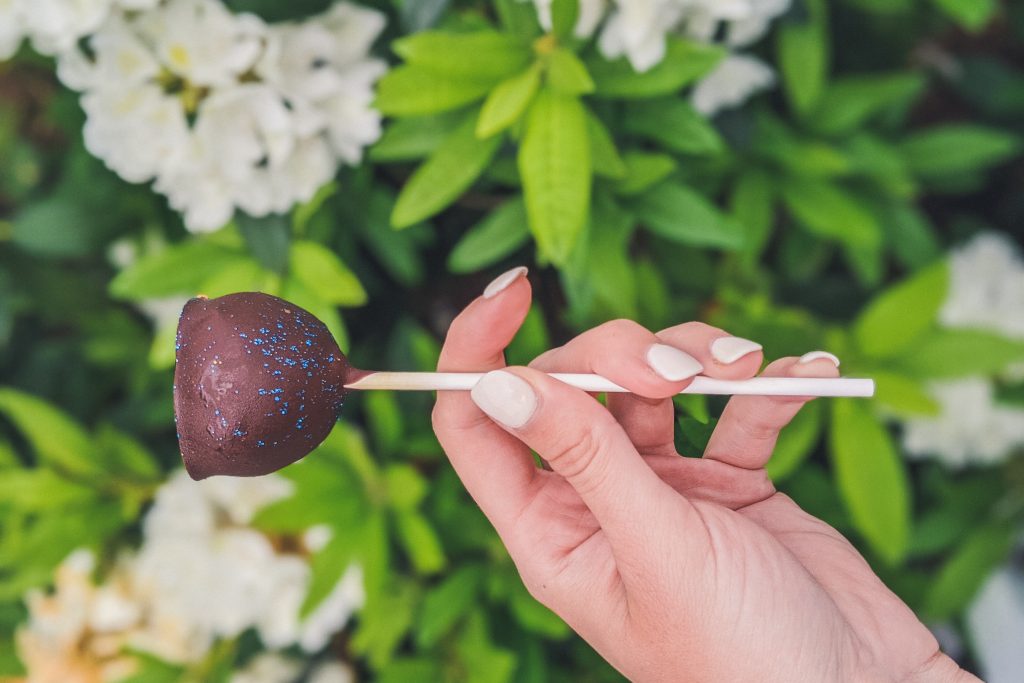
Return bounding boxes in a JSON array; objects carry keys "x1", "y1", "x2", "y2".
[{"x1": 174, "y1": 292, "x2": 873, "y2": 479}]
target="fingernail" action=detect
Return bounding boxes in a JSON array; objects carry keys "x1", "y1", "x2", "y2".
[
  {"x1": 710, "y1": 336, "x2": 762, "y2": 364},
  {"x1": 483, "y1": 266, "x2": 528, "y2": 299},
  {"x1": 799, "y1": 351, "x2": 841, "y2": 367},
  {"x1": 470, "y1": 370, "x2": 537, "y2": 428},
  {"x1": 646, "y1": 343, "x2": 703, "y2": 381}
]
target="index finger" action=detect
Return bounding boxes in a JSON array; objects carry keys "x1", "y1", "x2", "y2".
[{"x1": 431, "y1": 266, "x2": 540, "y2": 534}]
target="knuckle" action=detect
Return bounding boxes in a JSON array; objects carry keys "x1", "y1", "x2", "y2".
[
  {"x1": 597, "y1": 318, "x2": 645, "y2": 339},
  {"x1": 545, "y1": 423, "x2": 613, "y2": 493}
]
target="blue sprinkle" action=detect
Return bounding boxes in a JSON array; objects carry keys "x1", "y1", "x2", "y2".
[
  {"x1": 239, "y1": 332, "x2": 248, "y2": 338},
  {"x1": 289, "y1": 345, "x2": 299, "y2": 352},
  {"x1": 276, "y1": 323, "x2": 284, "y2": 329},
  {"x1": 305, "y1": 339, "x2": 312, "y2": 346},
  {"x1": 274, "y1": 396, "x2": 281, "y2": 402},
  {"x1": 272, "y1": 370, "x2": 282, "y2": 376},
  {"x1": 258, "y1": 389, "x2": 268, "y2": 395},
  {"x1": 232, "y1": 428, "x2": 246, "y2": 437},
  {"x1": 251, "y1": 338, "x2": 264, "y2": 346},
  {"x1": 214, "y1": 409, "x2": 221, "y2": 415},
  {"x1": 257, "y1": 440, "x2": 266, "y2": 447},
  {"x1": 259, "y1": 327, "x2": 270, "y2": 334}
]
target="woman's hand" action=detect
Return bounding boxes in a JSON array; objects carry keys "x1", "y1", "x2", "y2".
[{"x1": 431, "y1": 267, "x2": 976, "y2": 683}]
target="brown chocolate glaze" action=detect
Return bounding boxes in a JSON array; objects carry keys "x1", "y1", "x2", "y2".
[{"x1": 173, "y1": 292, "x2": 350, "y2": 480}]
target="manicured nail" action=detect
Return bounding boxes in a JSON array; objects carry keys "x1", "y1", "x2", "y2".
[
  {"x1": 799, "y1": 351, "x2": 840, "y2": 367},
  {"x1": 483, "y1": 266, "x2": 528, "y2": 299},
  {"x1": 646, "y1": 343, "x2": 703, "y2": 381},
  {"x1": 470, "y1": 370, "x2": 537, "y2": 428},
  {"x1": 710, "y1": 336, "x2": 762, "y2": 364}
]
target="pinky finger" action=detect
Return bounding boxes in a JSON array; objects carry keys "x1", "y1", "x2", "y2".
[{"x1": 702, "y1": 352, "x2": 841, "y2": 470}]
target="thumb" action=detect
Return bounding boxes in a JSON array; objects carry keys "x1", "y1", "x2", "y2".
[{"x1": 469, "y1": 367, "x2": 694, "y2": 556}]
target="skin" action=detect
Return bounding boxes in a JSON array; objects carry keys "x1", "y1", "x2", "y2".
[{"x1": 431, "y1": 271, "x2": 979, "y2": 683}]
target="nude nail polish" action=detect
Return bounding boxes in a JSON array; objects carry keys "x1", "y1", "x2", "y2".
[
  {"x1": 483, "y1": 266, "x2": 528, "y2": 299},
  {"x1": 799, "y1": 351, "x2": 841, "y2": 367},
  {"x1": 646, "y1": 344, "x2": 703, "y2": 381},
  {"x1": 470, "y1": 370, "x2": 537, "y2": 428},
  {"x1": 710, "y1": 336, "x2": 763, "y2": 364}
]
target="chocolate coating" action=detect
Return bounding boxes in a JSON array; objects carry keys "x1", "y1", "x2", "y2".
[{"x1": 173, "y1": 292, "x2": 350, "y2": 480}]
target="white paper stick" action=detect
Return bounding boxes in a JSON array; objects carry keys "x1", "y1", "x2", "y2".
[{"x1": 344, "y1": 372, "x2": 874, "y2": 397}]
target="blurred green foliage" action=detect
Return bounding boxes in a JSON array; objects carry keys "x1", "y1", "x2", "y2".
[{"x1": 2, "y1": 0, "x2": 1024, "y2": 680}]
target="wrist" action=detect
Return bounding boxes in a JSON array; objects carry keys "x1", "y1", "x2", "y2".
[{"x1": 901, "y1": 652, "x2": 981, "y2": 683}]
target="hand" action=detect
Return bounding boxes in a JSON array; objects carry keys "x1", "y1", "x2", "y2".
[{"x1": 431, "y1": 267, "x2": 976, "y2": 683}]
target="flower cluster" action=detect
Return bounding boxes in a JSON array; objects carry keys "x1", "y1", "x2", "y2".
[
  {"x1": 16, "y1": 471, "x2": 363, "y2": 680},
  {"x1": 900, "y1": 232, "x2": 1024, "y2": 468},
  {"x1": 530, "y1": 0, "x2": 789, "y2": 115},
  {"x1": 0, "y1": 0, "x2": 160, "y2": 59},
  {"x1": 54, "y1": 0, "x2": 387, "y2": 232}
]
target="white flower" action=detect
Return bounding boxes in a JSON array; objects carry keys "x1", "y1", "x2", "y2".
[
  {"x1": 308, "y1": 662, "x2": 355, "y2": 683},
  {"x1": 0, "y1": 0, "x2": 160, "y2": 60},
  {"x1": 58, "y1": 0, "x2": 387, "y2": 233},
  {"x1": 691, "y1": 53, "x2": 775, "y2": 115},
  {"x1": 940, "y1": 232, "x2": 1024, "y2": 340},
  {"x1": 230, "y1": 653, "x2": 302, "y2": 683},
  {"x1": 530, "y1": 0, "x2": 607, "y2": 39},
  {"x1": 17, "y1": 550, "x2": 143, "y2": 683},
  {"x1": 134, "y1": 0, "x2": 265, "y2": 87},
  {"x1": 901, "y1": 377, "x2": 1024, "y2": 468},
  {"x1": 966, "y1": 566, "x2": 1024, "y2": 683}
]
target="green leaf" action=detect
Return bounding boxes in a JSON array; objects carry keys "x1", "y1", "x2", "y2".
[
  {"x1": 550, "y1": 0, "x2": 579, "y2": 39},
  {"x1": 378, "y1": 659, "x2": 443, "y2": 683},
  {"x1": 586, "y1": 109, "x2": 626, "y2": 179},
  {"x1": 766, "y1": 400, "x2": 822, "y2": 482},
  {"x1": 237, "y1": 212, "x2": 290, "y2": 274},
  {"x1": 385, "y1": 464, "x2": 428, "y2": 511},
  {"x1": 508, "y1": 581, "x2": 570, "y2": 638},
  {"x1": 371, "y1": 111, "x2": 467, "y2": 162},
  {"x1": 899, "y1": 124, "x2": 1021, "y2": 178},
  {"x1": 931, "y1": 0, "x2": 998, "y2": 31},
  {"x1": 0, "y1": 469, "x2": 97, "y2": 510},
  {"x1": 376, "y1": 66, "x2": 494, "y2": 116},
  {"x1": 546, "y1": 48, "x2": 594, "y2": 95},
  {"x1": 891, "y1": 329, "x2": 1024, "y2": 378},
  {"x1": 588, "y1": 38, "x2": 725, "y2": 99},
  {"x1": 393, "y1": 114, "x2": 503, "y2": 228},
  {"x1": 12, "y1": 196, "x2": 101, "y2": 257},
  {"x1": 393, "y1": 31, "x2": 531, "y2": 81},
  {"x1": 0, "y1": 388, "x2": 97, "y2": 478},
  {"x1": 614, "y1": 151, "x2": 677, "y2": 196},
  {"x1": 293, "y1": 181, "x2": 338, "y2": 234},
  {"x1": 518, "y1": 89, "x2": 591, "y2": 265},
  {"x1": 811, "y1": 72, "x2": 925, "y2": 135},
  {"x1": 416, "y1": 565, "x2": 485, "y2": 647},
  {"x1": 923, "y1": 524, "x2": 1013, "y2": 619},
  {"x1": 93, "y1": 425, "x2": 162, "y2": 482},
  {"x1": 447, "y1": 198, "x2": 530, "y2": 273},
  {"x1": 629, "y1": 181, "x2": 745, "y2": 249},
  {"x1": 880, "y1": 202, "x2": 942, "y2": 271},
  {"x1": 853, "y1": 261, "x2": 948, "y2": 358},
  {"x1": 729, "y1": 169, "x2": 776, "y2": 265},
  {"x1": 494, "y1": 0, "x2": 543, "y2": 38},
  {"x1": 780, "y1": 179, "x2": 881, "y2": 248},
  {"x1": 300, "y1": 530, "x2": 354, "y2": 617},
  {"x1": 352, "y1": 579, "x2": 418, "y2": 668},
  {"x1": 109, "y1": 241, "x2": 246, "y2": 300},
  {"x1": 289, "y1": 241, "x2": 367, "y2": 306},
  {"x1": 623, "y1": 98, "x2": 724, "y2": 155},
  {"x1": 871, "y1": 371, "x2": 940, "y2": 417},
  {"x1": 395, "y1": 510, "x2": 447, "y2": 574},
  {"x1": 829, "y1": 399, "x2": 910, "y2": 565},
  {"x1": 777, "y1": 0, "x2": 828, "y2": 115},
  {"x1": 477, "y1": 65, "x2": 542, "y2": 138},
  {"x1": 457, "y1": 611, "x2": 517, "y2": 683}
]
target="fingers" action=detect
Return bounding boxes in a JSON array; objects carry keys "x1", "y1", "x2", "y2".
[
  {"x1": 432, "y1": 266, "x2": 538, "y2": 533},
  {"x1": 530, "y1": 319, "x2": 704, "y2": 398},
  {"x1": 655, "y1": 321, "x2": 764, "y2": 380},
  {"x1": 468, "y1": 366, "x2": 687, "y2": 551},
  {"x1": 703, "y1": 352, "x2": 841, "y2": 470},
  {"x1": 529, "y1": 319, "x2": 764, "y2": 455}
]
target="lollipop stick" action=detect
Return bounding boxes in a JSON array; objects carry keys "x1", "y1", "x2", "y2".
[{"x1": 344, "y1": 372, "x2": 874, "y2": 397}]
